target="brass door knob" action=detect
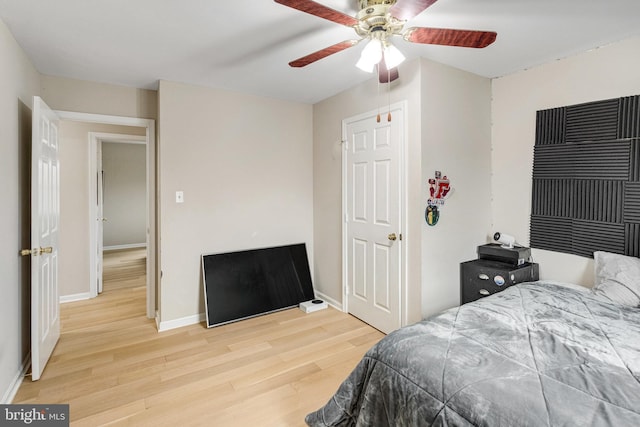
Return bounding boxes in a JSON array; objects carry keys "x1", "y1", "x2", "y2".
[
  {"x1": 388, "y1": 233, "x2": 397, "y2": 241},
  {"x1": 20, "y1": 247, "x2": 53, "y2": 256}
]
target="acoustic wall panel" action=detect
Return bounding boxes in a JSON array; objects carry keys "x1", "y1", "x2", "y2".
[
  {"x1": 625, "y1": 182, "x2": 640, "y2": 223},
  {"x1": 532, "y1": 142, "x2": 630, "y2": 180},
  {"x1": 535, "y1": 108, "x2": 565, "y2": 145},
  {"x1": 531, "y1": 180, "x2": 573, "y2": 218},
  {"x1": 631, "y1": 140, "x2": 640, "y2": 181},
  {"x1": 619, "y1": 96, "x2": 640, "y2": 139},
  {"x1": 565, "y1": 98, "x2": 619, "y2": 143},
  {"x1": 571, "y1": 221, "x2": 625, "y2": 257},
  {"x1": 573, "y1": 180, "x2": 624, "y2": 223},
  {"x1": 531, "y1": 95, "x2": 640, "y2": 258},
  {"x1": 530, "y1": 216, "x2": 572, "y2": 254},
  {"x1": 626, "y1": 224, "x2": 640, "y2": 257}
]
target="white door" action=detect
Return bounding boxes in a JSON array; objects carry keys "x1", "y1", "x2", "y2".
[
  {"x1": 96, "y1": 143, "x2": 104, "y2": 294},
  {"x1": 343, "y1": 103, "x2": 404, "y2": 334},
  {"x1": 30, "y1": 96, "x2": 61, "y2": 381}
]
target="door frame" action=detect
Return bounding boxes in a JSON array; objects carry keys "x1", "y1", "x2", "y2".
[
  {"x1": 341, "y1": 101, "x2": 409, "y2": 328},
  {"x1": 56, "y1": 111, "x2": 157, "y2": 319},
  {"x1": 89, "y1": 132, "x2": 147, "y2": 296}
]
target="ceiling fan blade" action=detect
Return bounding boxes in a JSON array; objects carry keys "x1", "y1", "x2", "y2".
[
  {"x1": 274, "y1": 0, "x2": 358, "y2": 27},
  {"x1": 378, "y1": 58, "x2": 399, "y2": 83},
  {"x1": 389, "y1": 0, "x2": 439, "y2": 21},
  {"x1": 289, "y1": 40, "x2": 359, "y2": 67},
  {"x1": 404, "y1": 27, "x2": 497, "y2": 48}
]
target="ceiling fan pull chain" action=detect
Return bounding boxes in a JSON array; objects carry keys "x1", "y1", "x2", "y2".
[
  {"x1": 376, "y1": 63, "x2": 381, "y2": 123},
  {"x1": 387, "y1": 66, "x2": 392, "y2": 122}
]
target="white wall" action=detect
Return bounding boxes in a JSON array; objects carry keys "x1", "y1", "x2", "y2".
[
  {"x1": 157, "y1": 80, "x2": 314, "y2": 325},
  {"x1": 312, "y1": 58, "x2": 492, "y2": 323},
  {"x1": 102, "y1": 142, "x2": 147, "y2": 248},
  {"x1": 420, "y1": 59, "x2": 492, "y2": 317},
  {"x1": 0, "y1": 18, "x2": 40, "y2": 403},
  {"x1": 491, "y1": 36, "x2": 640, "y2": 287}
]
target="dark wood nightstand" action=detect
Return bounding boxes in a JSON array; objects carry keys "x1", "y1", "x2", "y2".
[{"x1": 460, "y1": 259, "x2": 539, "y2": 305}]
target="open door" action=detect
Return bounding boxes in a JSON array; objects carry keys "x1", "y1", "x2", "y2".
[
  {"x1": 22, "y1": 96, "x2": 61, "y2": 381},
  {"x1": 96, "y1": 143, "x2": 104, "y2": 294}
]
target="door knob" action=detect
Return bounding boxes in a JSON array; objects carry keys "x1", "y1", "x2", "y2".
[
  {"x1": 19, "y1": 247, "x2": 53, "y2": 256},
  {"x1": 388, "y1": 233, "x2": 397, "y2": 241}
]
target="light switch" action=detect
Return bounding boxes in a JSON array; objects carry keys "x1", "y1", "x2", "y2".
[{"x1": 176, "y1": 191, "x2": 184, "y2": 203}]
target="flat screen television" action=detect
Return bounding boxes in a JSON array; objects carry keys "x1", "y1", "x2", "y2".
[{"x1": 202, "y1": 243, "x2": 315, "y2": 328}]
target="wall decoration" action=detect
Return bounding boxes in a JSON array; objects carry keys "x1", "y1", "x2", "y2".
[
  {"x1": 426, "y1": 171, "x2": 452, "y2": 226},
  {"x1": 530, "y1": 95, "x2": 640, "y2": 258}
]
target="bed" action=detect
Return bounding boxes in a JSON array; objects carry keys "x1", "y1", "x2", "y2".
[{"x1": 305, "y1": 252, "x2": 640, "y2": 426}]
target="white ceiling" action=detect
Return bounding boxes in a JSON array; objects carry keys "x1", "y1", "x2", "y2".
[{"x1": 1, "y1": 0, "x2": 639, "y2": 104}]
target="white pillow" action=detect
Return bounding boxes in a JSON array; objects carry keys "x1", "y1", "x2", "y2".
[{"x1": 592, "y1": 251, "x2": 640, "y2": 307}]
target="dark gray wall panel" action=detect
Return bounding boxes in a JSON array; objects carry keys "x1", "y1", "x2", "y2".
[
  {"x1": 536, "y1": 108, "x2": 565, "y2": 145},
  {"x1": 624, "y1": 182, "x2": 640, "y2": 223},
  {"x1": 530, "y1": 216, "x2": 572, "y2": 254},
  {"x1": 573, "y1": 180, "x2": 624, "y2": 223},
  {"x1": 572, "y1": 220, "x2": 625, "y2": 257},
  {"x1": 532, "y1": 142, "x2": 630, "y2": 180},
  {"x1": 631, "y1": 141, "x2": 640, "y2": 182},
  {"x1": 565, "y1": 99, "x2": 619, "y2": 143},
  {"x1": 531, "y1": 179, "x2": 572, "y2": 217},
  {"x1": 619, "y1": 96, "x2": 640, "y2": 139},
  {"x1": 626, "y1": 224, "x2": 640, "y2": 257}
]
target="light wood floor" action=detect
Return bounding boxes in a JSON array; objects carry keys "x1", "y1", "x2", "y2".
[{"x1": 14, "y1": 249, "x2": 384, "y2": 426}]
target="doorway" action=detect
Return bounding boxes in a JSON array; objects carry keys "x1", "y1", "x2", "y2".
[
  {"x1": 91, "y1": 133, "x2": 147, "y2": 295},
  {"x1": 342, "y1": 102, "x2": 407, "y2": 334},
  {"x1": 56, "y1": 112, "x2": 156, "y2": 319}
]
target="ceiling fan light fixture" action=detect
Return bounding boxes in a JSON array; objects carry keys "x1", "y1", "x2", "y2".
[
  {"x1": 356, "y1": 38, "x2": 383, "y2": 73},
  {"x1": 383, "y1": 42, "x2": 405, "y2": 69},
  {"x1": 355, "y1": 56, "x2": 375, "y2": 73}
]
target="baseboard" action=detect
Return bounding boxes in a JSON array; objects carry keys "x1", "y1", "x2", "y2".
[
  {"x1": 104, "y1": 243, "x2": 146, "y2": 252},
  {"x1": 1, "y1": 353, "x2": 30, "y2": 404},
  {"x1": 157, "y1": 293, "x2": 340, "y2": 332},
  {"x1": 314, "y1": 290, "x2": 343, "y2": 312},
  {"x1": 157, "y1": 313, "x2": 205, "y2": 332},
  {"x1": 60, "y1": 292, "x2": 92, "y2": 304}
]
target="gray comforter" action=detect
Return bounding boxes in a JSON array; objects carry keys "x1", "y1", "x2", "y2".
[{"x1": 305, "y1": 282, "x2": 640, "y2": 426}]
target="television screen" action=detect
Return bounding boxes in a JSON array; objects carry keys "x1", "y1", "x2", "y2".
[{"x1": 202, "y1": 243, "x2": 315, "y2": 327}]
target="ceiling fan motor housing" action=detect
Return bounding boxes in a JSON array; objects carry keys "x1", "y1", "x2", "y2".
[
  {"x1": 358, "y1": 0, "x2": 396, "y2": 9},
  {"x1": 355, "y1": 2, "x2": 404, "y2": 38}
]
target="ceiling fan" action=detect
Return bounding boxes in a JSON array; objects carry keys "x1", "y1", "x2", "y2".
[{"x1": 275, "y1": 0, "x2": 497, "y2": 83}]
